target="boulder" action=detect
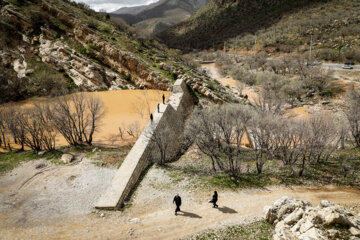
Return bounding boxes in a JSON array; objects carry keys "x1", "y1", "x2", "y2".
[
  {"x1": 61, "y1": 154, "x2": 74, "y2": 164},
  {"x1": 266, "y1": 197, "x2": 360, "y2": 240}
]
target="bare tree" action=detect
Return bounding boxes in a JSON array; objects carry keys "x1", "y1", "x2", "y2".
[
  {"x1": 147, "y1": 127, "x2": 171, "y2": 165},
  {"x1": 254, "y1": 74, "x2": 285, "y2": 114},
  {"x1": 126, "y1": 121, "x2": 141, "y2": 139},
  {"x1": 0, "y1": 107, "x2": 10, "y2": 150},
  {"x1": 51, "y1": 93, "x2": 105, "y2": 146},
  {"x1": 248, "y1": 111, "x2": 280, "y2": 174},
  {"x1": 345, "y1": 90, "x2": 360, "y2": 147},
  {"x1": 118, "y1": 122, "x2": 126, "y2": 140},
  {"x1": 186, "y1": 104, "x2": 253, "y2": 177}
]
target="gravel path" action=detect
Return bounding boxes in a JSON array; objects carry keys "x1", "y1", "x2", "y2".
[{"x1": 1, "y1": 163, "x2": 360, "y2": 240}]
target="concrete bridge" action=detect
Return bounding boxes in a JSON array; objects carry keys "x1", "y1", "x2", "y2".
[{"x1": 96, "y1": 79, "x2": 196, "y2": 210}]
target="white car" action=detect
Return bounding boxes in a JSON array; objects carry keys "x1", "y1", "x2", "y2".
[{"x1": 342, "y1": 65, "x2": 354, "y2": 69}]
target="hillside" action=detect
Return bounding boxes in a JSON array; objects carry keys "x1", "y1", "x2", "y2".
[
  {"x1": 111, "y1": 0, "x2": 209, "y2": 35},
  {"x1": 159, "y1": 0, "x2": 360, "y2": 63},
  {"x1": 0, "y1": 0, "x2": 229, "y2": 104}
]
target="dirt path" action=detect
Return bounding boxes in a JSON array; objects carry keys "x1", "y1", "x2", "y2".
[{"x1": 1, "y1": 163, "x2": 360, "y2": 240}]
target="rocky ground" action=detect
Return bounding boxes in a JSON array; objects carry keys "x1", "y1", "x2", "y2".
[{"x1": 265, "y1": 196, "x2": 360, "y2": 240}]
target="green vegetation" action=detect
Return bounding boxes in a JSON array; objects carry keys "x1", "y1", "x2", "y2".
[
  {"x1": 188, "y1": 220, "x2": 274, "y2": 240},
  {"x1": 124, "y1": 73, "x2": 132, "y2": 81},
  {"x1": 0, "y1": 150, "x2": 61, "y2": 174},
  {"x1": 165, "y1": 147, "x2": 360, "y2": 190},
  {"x1": 161, "y1": 0, "x2": 360, "y2": 63}
]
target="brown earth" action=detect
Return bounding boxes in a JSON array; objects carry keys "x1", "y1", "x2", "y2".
[{"x1": 1, "y1": 160, "x2": 360, "y2": 240}]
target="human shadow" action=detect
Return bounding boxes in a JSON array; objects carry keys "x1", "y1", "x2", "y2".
[
  {"x1": 178, "y1": 211, "x2": 202, "y2": 219},
  {"x1": 217, "y1": 206, "x2": 238, "y2": 214}
]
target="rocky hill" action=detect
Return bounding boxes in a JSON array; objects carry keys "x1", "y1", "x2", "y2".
[
  {"x1": 111, "y1": 0, "x2": 209, "y2": 35},
  {"x1": 159, "y1": 0, "x2": 360, "y2": 63},
  {"x1": 0, "y1": 0, "x2": 229, "y2": 104}
]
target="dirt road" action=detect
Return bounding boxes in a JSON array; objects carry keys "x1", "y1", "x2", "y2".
[{"x1": 1, "y1": 162, "x2": 360, "y2": 240}]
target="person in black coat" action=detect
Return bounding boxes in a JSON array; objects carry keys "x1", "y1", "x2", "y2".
[
  {"x1": 173, "y1": 194, "x2": 182, "y2": 215},
  {"x1": 209, "y1": 191, "x2": 218, "y2": 208}
]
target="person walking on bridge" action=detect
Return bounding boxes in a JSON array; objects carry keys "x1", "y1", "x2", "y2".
[{"x1": 173, "y1": 194, "x2": 182, "y2": 215}]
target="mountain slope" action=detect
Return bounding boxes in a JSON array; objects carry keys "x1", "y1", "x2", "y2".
[
  {"x1": 0, "y1": 0, "x2": 230, "y2": 104},
  {"x1": 111, "y1": 0, "x2": 209, "y2": 35},
  {"x1": 158, "y1": 0, "x2": 328, "y2": 49}
]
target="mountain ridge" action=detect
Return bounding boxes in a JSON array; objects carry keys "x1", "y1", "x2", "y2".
[{"x1": 111, "y1": 0, "x2": 209, "y2": 35}]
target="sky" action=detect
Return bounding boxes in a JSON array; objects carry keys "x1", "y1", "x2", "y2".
[{"x1": 73, "y1": 0, "x2": 159, "y2": 13}]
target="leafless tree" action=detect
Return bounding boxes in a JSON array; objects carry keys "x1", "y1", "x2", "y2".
[
  {"x1": 254, "y1": 75, "x2": 285, "y2": 114},
  {"x1": 186, "y1": 104, "x2": 253, "y2": 177},
  {"x1": 345, "y1": 90, "x2": 360, "y2": 147},
  {"x1": 0, "y1": 107, "x2": 10, "y2": 150},
  {"x1": 51, "y1": 93, "x2": 105, "y2": 146},
  {"x1": 147, "y1": 126, "x2": 171, "y2": 165},
  {"x1": 248, "y1": 111, "x2": 280, "y2": 174},
  {"x1": 126, "y1": 121, "x2": 141, "y2": 139},
  {"x1": 3, "y1": 106, "x2": 26, "y2": 151},
  {"x1": 118, "y1": 122, "x2": 126, "y2": 140}
]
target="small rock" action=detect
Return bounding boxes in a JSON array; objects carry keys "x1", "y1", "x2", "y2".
[
  {"x1": 100, "y1": 213, "x2": 105, "y2": 218},
  {"x1": 38, "y1": 151, "x2": 46, "y2": 156},
  {"x1": 61, "y1": 154, "x2": 74, "y2": 164},
  {"x1": 129, "y1": 218, "x2": 141, "y2": 224},
  {"x1": 92, "y1": 147, "x2": 98, "y2": 153},
  {"x1": 319, "y1": 200, "x2": 331, "y2": 208},
  {"x1": 350, "y1": 227, "x2": 360, "y2": 236},
  {"x1": 35, "y1": 163, "x2": 47, "y2": 169},
  {"x1": 327, "y1": 229, "x2": 339, "y2": 237}
]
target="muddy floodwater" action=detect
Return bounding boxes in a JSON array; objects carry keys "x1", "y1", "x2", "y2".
[{"x1": 14, "y1": 89, "x2": 171, "y2": 148}]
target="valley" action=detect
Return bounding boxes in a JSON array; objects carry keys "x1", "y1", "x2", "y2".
[{"x1": 1, "y1": 0, "x2": 360, "y2": 239}]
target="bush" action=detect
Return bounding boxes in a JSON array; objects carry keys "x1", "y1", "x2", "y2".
[{"x1": 316, "y1": 48, "x2": 340, "y2": 62}]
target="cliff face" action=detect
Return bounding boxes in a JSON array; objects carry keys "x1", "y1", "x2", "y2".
[
  {"x1": 158, "y1": 0, "x2": 327, "y2": 49},
  {"x1": 0, "y1": 0, "x2": 231, "y2": 103}
]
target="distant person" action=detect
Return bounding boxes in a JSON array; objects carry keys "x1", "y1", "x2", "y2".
[
  {"x1": 209, "y1": 191, "x2": 218, "y2": 208},
  {"x1": 162, "y1": 94, "x2": 165, "y2": 104},
  {"x1": 173, "y1": 194, "x2": 182, "y2": 215},
  {"x1": 157, "y1": 103, "x2": 160, "y2": 113},
  {"x1": 150, "y1": 113, "x2": 153, "y2": 121}
]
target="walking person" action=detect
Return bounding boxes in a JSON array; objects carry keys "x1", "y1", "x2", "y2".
[
  {"x1": 157, "y1": 103, "x2": 160, "y2": 113},
  {"x1": 150, "y1": 113, "x2": 153, "y2": 121},
  {"x1": 209, "y1": 191, "x2": 218, "y2": 208},
  {"x1": 173, "y1": 194, "x2": 182, "y2": 215},
  {"x1": 162, "y1": 94, "x2": 165, "y2": 104}
]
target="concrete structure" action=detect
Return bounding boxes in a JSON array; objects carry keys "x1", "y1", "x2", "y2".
[{"x1": 96, "y1": 79, "x2": 196, "y2": 210}]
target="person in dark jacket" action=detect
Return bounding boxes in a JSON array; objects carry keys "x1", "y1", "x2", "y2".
[
  {"x1": 173, "y1": 194, "x2": 182, "y2": 215},
  {"x1": 162, "y1": 94, "x2": 165, "y2": 104},
  {"x1": 209, "y1": 191, "x2": 218, "y2": 208}
]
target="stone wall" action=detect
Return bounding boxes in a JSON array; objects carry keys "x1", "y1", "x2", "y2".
[{"x1": 95, "y1": 79, "x2": 196, "y2": 210}]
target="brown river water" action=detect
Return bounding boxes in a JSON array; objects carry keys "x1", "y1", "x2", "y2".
[{"x1": 7, "y1": 89, "x2": 171, "y2": 148}]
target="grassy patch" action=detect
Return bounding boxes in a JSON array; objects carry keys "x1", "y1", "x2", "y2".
[
  {"x1": 167, "y1": 146, "x2": 360, "y2": 190},
  {"x1": 188, "y1": 220, "x2": 274, "y2": 240},
  {"x1": 0, "y1": 150, "x2": 61, "y2": 174},
  {"x1": 205, "y1": 174, "x2": 272, "y2": 189}
]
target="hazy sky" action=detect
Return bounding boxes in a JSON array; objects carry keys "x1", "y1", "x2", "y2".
[{"x1": 73, "y1": 0, "x2": 159, "y2": 12}]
